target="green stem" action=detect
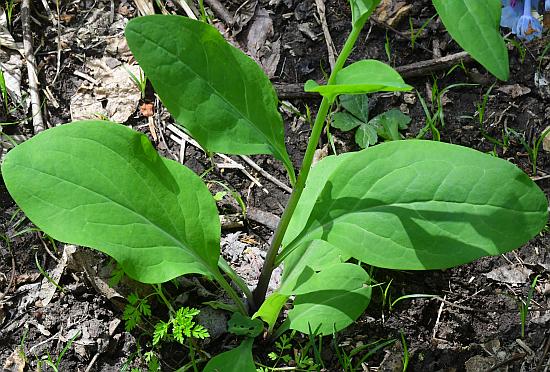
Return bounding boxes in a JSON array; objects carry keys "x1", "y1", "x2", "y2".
[
  {"x1": 155, "y1": 284, "x2": 175, "y2": 316},
  {"x1": 251, "y1": 23, "x2": 365, "y2": 310},
  {"x1": 214, "y1": 270, "x2": 248, "y2": 315}
]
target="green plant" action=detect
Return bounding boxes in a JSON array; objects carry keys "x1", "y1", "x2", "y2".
[
  {"x1": 153, "y1": 306, "x2": 209, "y2": 345},
  {"x1": 416, "y1": 80, "x2": 477, "y2": 140},
  {"x1": 3, "y1": 0, "x2": 16, "y2": 29},
  {"x1": 518, "y1": 274, "x2": 540, "y2": 338},
  {"x1": 506, "y1": 37, "x2": 528, "y2": 64},
  {"x1": 409, "y1": 14, "x2": 436, "y2": 49},
  {"x1": 400, "y1": 331, "x2": 409, "y2": 371},
  {"x1": 0, "y1": 69, "x2": 8, "y2": 112},
  {"x1": 332, "y1": 333, "x2": 396, "y2": 372},
  {"x1": 331, "y1": 94, "x2": 411, "y2": 148},
  {"x1": 257, "y1": 332, "x2": 319, "y2": 371},
  {"x1": 1, "y1": 1, "x2": 548, "y2": 370},
  {"x1": 124, "y1": 65, "x2": 147, "y2": 99},
  {"x1": 384, "y1": 31, "x2": 391, "y2": 62},
  {"x1": 433, "y1": 0, "x2": 509, "y2": 80},
  {"x1": 123, "y1": 292, "x2": 153, "y2": 332},
  {"x1": 36, "y1": 330, "x2": 80, "y2": 372}
]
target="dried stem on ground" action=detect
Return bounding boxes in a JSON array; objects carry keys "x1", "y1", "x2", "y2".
[{"x1": 21, "y1": 0, "x2": 44, "y2": 133}]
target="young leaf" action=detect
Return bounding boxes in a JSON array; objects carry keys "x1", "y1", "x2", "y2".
[
  {"x1": 305, "y1": 60, "x2": 412, "y2": 99},
  {"x1": 349, "y1": 0, "x2": 383, "y2": 28},
  {"x1": 355, "y1": 123, "x2": 378, "y2": 148},
  {"x1": 432, "y1": 0, "x2": 509, "y2": 81},
  {"x1": 125, "y1": 16, "x2": 295, "y2": 182},
  {"x1": 340, "y1": 94, "x2": 369, "y2": 122},
  {"x1": 332, "y1": 112, "x2": 364, "y2": 132},
  {"x1": 283, "y1": 140, "x2": 548, "y2": 270},
  {"x1": 203, "y1": 338, "x2": 256, "y2": 372},
  {"x1": 252, "y1": 292, "x2": 288, "y2": 332},
  {"x1": 285, "y1": 263, "x2": 372, "y2": 335},
  {"x1": 369, "y1": 109, "x2": 411, "y2": 141},
  {"x1": 280, "y1": 240, "x2": 350, "y2": 295},
  {"x1": 1, "y1": 121, "x2": 221, "y2": 283}
]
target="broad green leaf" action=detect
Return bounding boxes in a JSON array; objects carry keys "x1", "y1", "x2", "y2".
[
  {"x1": 286, "y1": 263, "x2": 372, "y2": 335},
  {"x1": 433, "y1": 0, "x2": 509, "y2": 81},
  {"x1": 340, "y1": 94, "x2": 369, "y2": 122},
  {"x1": 305, "y1": 60, "x2": 412, "y2": 98},
  {"x1": 255, "y1": 240, "x2": 349, "y2": 331},
  {"x1": 350, "y1": 0, "x2": 382, "y2": 28},
  {"x1": 332, "y1": 112, "x2": 364, "y2": 132},
  {"x1": 355, "y1": 123, "x2": 378, "y2": 148},
  {"x1": 228, "y1": 313, "x2": 263, "y2": 337},
  {"x1": 125, "y1": 15, "x2": 295, "y2": 182},
  {"x1": 369, "y1": 109, "x2": 411, "y2": 141},
  {"x1": 203, "y1": 338, "x2": 256, "y2": 372},
  {"x1": 252, "y1": 292, "x2": 288, "y2": 332},
  {"x1": 282, "y1": 153, "x2": 352, "y2": 251},
  {"x1": 280, "y1": 240, "x2": 349, "y2": 295},
  {"x1": 283, "y1": 140, "x2": 548, "y2": 270},
  {"x1": 1, "y1": 121, "x2": 221, "y2": 283}
]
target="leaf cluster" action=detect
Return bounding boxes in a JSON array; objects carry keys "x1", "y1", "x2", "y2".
[
  {"x1": 332, "y1": 94, "x2": 411, "y2": 148},
  {"x1": 153, "y1": 307, "x2": 209, "y2": 346},
  {"x1": 123, "y1": 292, "x2": 152, "y2": 332}
]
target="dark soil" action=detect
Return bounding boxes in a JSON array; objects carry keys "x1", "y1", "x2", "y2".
[{"x1": 1, "y1": 0, "x2": 549, "y2": 371}]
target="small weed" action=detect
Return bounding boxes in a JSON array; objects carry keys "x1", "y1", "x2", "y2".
[
  {"x1": 409, "y1": 15, "x2": 436, "y2": 49},
  {"x1": 37, "y1": 330, "x2": 80, "y2": 372},
  {"x1": 506, "y1": 37, "x2": 527, "y2": 64},
  {"x1": 518, "y1": 274, "x2": 540, "y2": 338},
  {"x1": 123, "y1": 292, "x2": 153, "y2": 332},
  {"x1": 34, "y1": 251, "x2": 65, "y2": 293},
  {"x1": 258, "y1": 332, "x2": 319, "y2": 371},
  {"x1": 333, "y1": 335, "x2": 396, "y2": 371},
  {"x1": 331, "y1": 94, "x2": 411, "y2": 148},
  {"x1": 417, "y1": 80, "x2": 477, "y2": 140},
  {"x1": 4, "y1": 0, "x2": 16, "y2": 29},
  {"x1": 384, "y1": 31, "x2": 392, "y2": 62},
  {"x1": 401, "y1": 331, "x2": 409, "y2": 371},
  {"x1": 124, "y1": 65, "x2": 147, "y2": 99}
]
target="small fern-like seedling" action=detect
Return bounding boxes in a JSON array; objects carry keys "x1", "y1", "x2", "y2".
[
  {"x1": 153, "y1": 307, "x2": 209, "y2": 346},
  {"x1": 123, "y1": 292, "x2": 152, "y2": 332}
]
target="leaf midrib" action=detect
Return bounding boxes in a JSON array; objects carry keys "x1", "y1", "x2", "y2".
[
  {"x1": 12, "y1": 162, "x2": 216, "y2": 273},
  {"x1": 289, "y1": 199, "x2": 543, "y2": 252},
  {"x1": 128, "y1": 28, "x2": 284, "y2": 160}
]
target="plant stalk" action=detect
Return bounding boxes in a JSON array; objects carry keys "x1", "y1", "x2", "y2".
[
  {"x1": 214, "y1": 270, "x2": 248, "y2": 315},
  {"x1": 251, "y1": 23, "x2": 365, "y2": 310}
]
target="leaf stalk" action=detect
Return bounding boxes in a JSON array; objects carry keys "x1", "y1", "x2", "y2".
[{"x1": 251, "y1": 22, "x2": 365, "y2": 310}]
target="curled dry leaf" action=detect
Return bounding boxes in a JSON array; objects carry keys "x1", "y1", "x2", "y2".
[
  {"x1": 497, "y1": 83, "x2": 531, "y2": 98},
  {"x1": 484, "y1": 264, "x2": 533, "y2": 285}
]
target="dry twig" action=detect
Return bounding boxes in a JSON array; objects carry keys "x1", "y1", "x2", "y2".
[
  {"x1": 314, "y1": 0, "x2": 336, "y2": 70},
  {"x1": 204, "y1": 0, "x2": 234, "y2": 25},
  {"x1": 22, "y1": 0, "x2": 45, "y2": 133}
]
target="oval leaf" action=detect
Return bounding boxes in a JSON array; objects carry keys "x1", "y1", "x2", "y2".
[
  {"x1": 1, "y1": 121, "x2": 221, "y2": 283},
  {"x1": 125, "y1": 15, "x2": 295, "y2": 181},
  {"x1": 433, "y1": 0, "x2": 509, "y2": 80},
  {"x1": 283, "y1": 140, "x2": 548, "y2": 270},
  {"x1": 305, "y1": 60, "x2": 412, "y2": 98},
  {"x1": 286, "y1": 263, "x2": 372, "y2": 335},
  {"x1": 280, "y1": 240, "x2": 349, "y2": 295}
]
